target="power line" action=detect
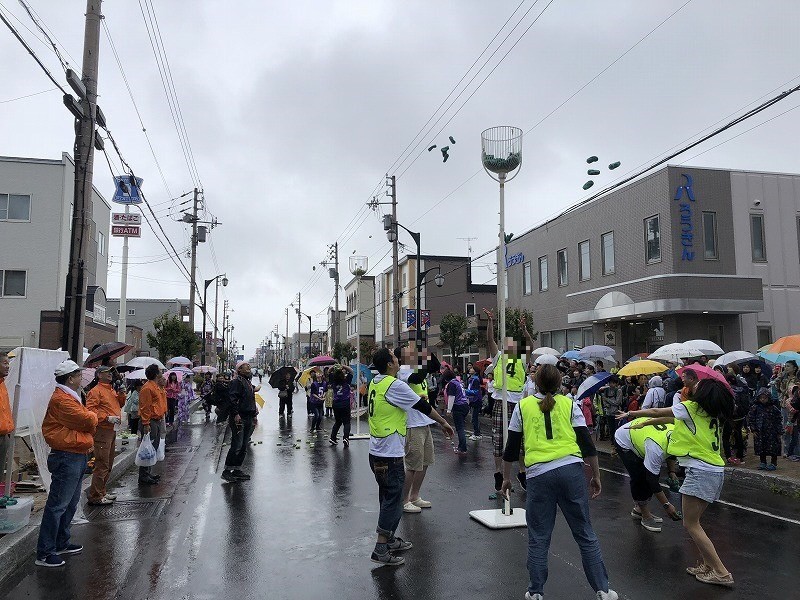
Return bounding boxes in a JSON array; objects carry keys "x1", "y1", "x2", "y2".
[
  {"x1": 17, "y1": 0, "x2": 71, "y2": 72},
  {"x1": 0, "y1": 87, "x2": 57, "y2": 103}
]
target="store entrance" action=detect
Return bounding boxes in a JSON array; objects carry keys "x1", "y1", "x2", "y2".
[{"x1": 622, "y1": 319, "x2": 664, "y2": 359}]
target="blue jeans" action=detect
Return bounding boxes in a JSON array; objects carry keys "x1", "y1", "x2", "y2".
[
  {"x1": 525, "y1": 462, "x2": 610, "y2": 595},
  {"x1": 470, "y1": 401, "x2": 482, "y2": 436},
  {"x1": 452, "y1": 404, "x2": 469, "y2": 452},
  {"x1": 787, "y1": 420, "x2": 800, "y2": 457},
  {"x1": 310, "y1": 405, "x2": 323, "y2": 430},
  {"x1": 368, "y1": 454, "x2": 405, "y2": 538},
  {"x1": 37, "y1": 450, "x2": 88, "y2": 558}
]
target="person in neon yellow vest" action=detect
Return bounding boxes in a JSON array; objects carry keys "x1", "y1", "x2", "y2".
[
  {"x1": 367, "y1": 348, "x2": 454, "y2": 567},
  {"x1": 500, "y1": 364, "x2": 617, "y2": 600},
  {"x1": 613, "y1": 417, "x2": 681, "y2": 532},
  {"x1": 394, "y1": 345, "x2": 441, "y2": 514},
  {"x1": 618, "y1": 377, "x2": 735, "y2": 588},
  {"x1": 484, "y1": 308, "x2": 532, "y2": 493}
]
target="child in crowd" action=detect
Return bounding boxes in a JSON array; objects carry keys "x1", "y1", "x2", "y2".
[{"x1": 748, "y1": 387, "x2": 782, "y2": 470}]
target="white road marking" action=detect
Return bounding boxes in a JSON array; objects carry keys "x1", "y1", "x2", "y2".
[{"x1": 599, "y1": 466, "x2": 800, "y2": 526}]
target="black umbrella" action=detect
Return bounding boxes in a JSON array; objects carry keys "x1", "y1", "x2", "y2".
[
  {"x1": 84, "y1": 341, "x2": 133, "y2": 367},
  {"x1": 269, "y1": 366, "x2": 298, "y2": 389}
]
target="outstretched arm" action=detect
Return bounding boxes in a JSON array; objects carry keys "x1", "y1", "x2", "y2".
[
  {"x1": 520, "y1": 316, "x2": 535, "y2": 354},
  {"x1": 484, "y1": 308, "x2": 498, "y2": 356}
]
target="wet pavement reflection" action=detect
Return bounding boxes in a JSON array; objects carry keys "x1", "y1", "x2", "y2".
[{"x1": 1, "y1": 388, "x2": 798, "y2": 599}]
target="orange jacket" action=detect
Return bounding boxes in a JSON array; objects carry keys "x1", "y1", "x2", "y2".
[
  {"x1": 139, "y1": 380, "x2": 167, "y2": 425},
  {"x1": 0, "y1": 378, "x2": 13, "y2": 435},
  {"x1": 42, "y1": 387, "x2": 98, "y2": 453},
  {"x1": 86, "y1": 382, "x2": 126, "y2": 429}
]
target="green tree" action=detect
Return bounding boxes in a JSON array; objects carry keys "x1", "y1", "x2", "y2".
[
  {"x1": 488, "y1": 308, "x2": 537, "y2": 350},
  {"x1": 332, "y1": 341, "x2": 357, "y2": 364},
  {"x1": 439, "y1": 313, "x2": 478, "y2": 362},
  {"x1": 145, "y1": 312, "x2": 201, "y2": 364},
  {"x1": 359, "y1": 339, "x2": 377, "y2": 362}
]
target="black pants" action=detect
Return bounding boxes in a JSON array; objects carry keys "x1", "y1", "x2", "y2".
[
  {"x1": 723, "y1": 420, "x2": 744, "y2": 460},
  {"x1": 331, "y1": 406, "x2": 351, "y2": 440},
  {"x1": 225, "y1": 415, "x2": 256, "y2": 468},
  {"x1": 760, "y1": 453, "x2": 778, "y2": 465},
  {"x1": 128, "y1": 416, "x2": 140, "y2": 435},
  {"x1": 614, "y1": 440, "x2": 659, "y2": 502},
  {"x1": 279, "y1": 394, "x2": 293, "y2": 416},
  {"x1": 167, "y1": 397, "x2": 177, "y2": 425}
]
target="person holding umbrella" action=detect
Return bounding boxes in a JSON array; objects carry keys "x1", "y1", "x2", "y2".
[{"x1": 86, "y1": 366, "x2": 126, "y2": 505}]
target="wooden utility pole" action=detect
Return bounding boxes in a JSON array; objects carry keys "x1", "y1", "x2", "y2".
[
  {"x1": 188, "y1": 188, "x2": 199, "y2": 334},
  {"x1": 333, "y1": 242, "x2": 340, "y2": 347},
  {"x1": 62, "y1": 0, "x2": 102, "y2": 361}
]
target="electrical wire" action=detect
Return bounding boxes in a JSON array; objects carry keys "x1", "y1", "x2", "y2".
[
  {"x1": 0, "y1": 87, "x2": 56, "y2": 103},
  {"x1": 17, "y1": 0, "x2": 71, "y2": 72}
]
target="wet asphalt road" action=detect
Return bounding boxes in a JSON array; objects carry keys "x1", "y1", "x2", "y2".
[{"x1": 2, "y1": 387, "x2": 799, "y2": 600}]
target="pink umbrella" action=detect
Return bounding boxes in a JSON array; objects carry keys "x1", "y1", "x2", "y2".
[
  {"x1": 678, "y1": 364, "x2": 733, "y2": 394},
  {"x1": 308, "y1": 355, "x2": 336, "y2": 367}
]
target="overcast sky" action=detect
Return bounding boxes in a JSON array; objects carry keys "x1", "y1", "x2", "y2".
[{"x1": 2, "y1": 0, "x2": 800, "y2": 358}]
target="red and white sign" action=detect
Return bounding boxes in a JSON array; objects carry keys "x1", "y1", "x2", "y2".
[
  {"x1": 112, "y1": 212, "x2": 142, "y2": 226},
  {"x1": 111, "y1": 225, "x2": 141, "y2": 237}
]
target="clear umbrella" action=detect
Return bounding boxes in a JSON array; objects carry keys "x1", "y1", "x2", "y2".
[
  {"x1": 683, "y1": 339, "x2": 724, "y2": 356},
  {"x1": 649, "y1": 343, "x2": 703, "y2": 363}
]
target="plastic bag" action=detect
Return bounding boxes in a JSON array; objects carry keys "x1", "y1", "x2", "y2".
[
  {"x1": 156, "y1": 436, "x2": 166, "y2": 462},
  {"x1": 135, "y1": 435, "x2": 157, "y2": 467}
]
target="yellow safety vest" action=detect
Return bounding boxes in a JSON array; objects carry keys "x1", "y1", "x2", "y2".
[
  {"x1": 628, "y1": 417, "x2": 673, "y2": 459},
  {"x1": 519, "y1": 394, "x2": 581, "y2": 466},
  {"x1": 368, "y1": 375, "x2": 408, "y2": 438},
  {"x1": 408, "y1": 377, "x2": 428, "y2": 399},
  {"x1": 667, "y1": 401, "x2": 724, "y2": 467},
  {"x1": 493, "y1": 355, "x2": 526, "y2": 393}
]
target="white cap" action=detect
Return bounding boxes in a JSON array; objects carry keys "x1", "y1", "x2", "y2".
[{"x1": 54, "y1": 360, "x2": 82, "y2": 377}]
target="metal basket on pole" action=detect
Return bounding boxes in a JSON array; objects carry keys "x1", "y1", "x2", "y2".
[
  {"x1": 349, "y1": 255, "x2": 370, "y2": 440},
  {"x1": 470, "y1": 126, "x2": 526, "y2": 529}
]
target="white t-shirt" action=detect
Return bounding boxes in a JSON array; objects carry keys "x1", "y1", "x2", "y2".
[
  {"x1": 398, "y1": 367, "x2": 435, "y2": 428},
  {"x1": 614, "y1": 425, "x2": 667, "y2": 475},
  {"x1": 509, "y1": 393, "x2": 586, "y2": 479},
  {"x1": 522, "y1": 377, "x2": 536, "y2": 398},
  {"x1": 489, "y1": 352, "x2": 525, "y2": 403},
  {"x1": 671, "y1": 402, "x2": 724, "y2": 472},
  {"x1": 641, "y1": 387, "x2": 666, "y2": 409},
  {"x1": 369, "y1": 374, "x2": 428, "y2": 458}
]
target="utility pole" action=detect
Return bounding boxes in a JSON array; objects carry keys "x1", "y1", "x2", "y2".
[
  {"x1": 61, "y1": 0, "x2": 102, "y2": 361},
  {"x1": 285, "y1": 307, "x2": 289, "y2": 365},
  {"x1": 333, "y1": 243, "x2": 339, "y2": 347},
  {"x1": 388, "y1": 175, "x2": 400, "y2": 348},
  {"x1": 188, "y1": 187, "x2": 199, "y2": 334},
  {"x1": 296, "y1": 293, "x2": 302, "y2": 365}
]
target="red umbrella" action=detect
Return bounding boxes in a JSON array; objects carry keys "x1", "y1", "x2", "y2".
[
  {"x1": 474, "y1": 358, "x2": 492, "y2": 374},
  {"x1": 678, "y1": 364, "x2": 733, "y2": 394}
]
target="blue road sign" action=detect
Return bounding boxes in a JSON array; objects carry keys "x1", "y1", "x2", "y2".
[{"x1": 112, "y1": 175, "x2": 143, "y2": 204}]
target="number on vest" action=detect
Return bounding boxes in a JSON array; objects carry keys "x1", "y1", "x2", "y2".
[
  {"x1": 368, "y1": 389, "x2": 376, "y2": 417},
  {"x1": 653, "y1": 423, "x2": 668, "y2": 431},
  {"x1": 506, "y1": 361, "x2": 516, "y2": 377},
  {"x1": 709, "y1": 418, "x2": 720, "y2": 452}
]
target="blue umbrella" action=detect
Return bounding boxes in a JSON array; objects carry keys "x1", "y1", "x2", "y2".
[
  {"x1": 576, "y1": 372, "x2": 613, "y2": 401},
  {"x1": 758, "y1": 350, "x2": 800, "y2": 365},
  {"x1": 350, "y1": 363, "x2": 374, "y2": 386},
  {"x1": 561, "y1": 350, "x2": 583, "y2": 361}
]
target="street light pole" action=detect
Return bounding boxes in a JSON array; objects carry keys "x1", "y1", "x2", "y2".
[{"x1": 201, "y1": 275, "x2": 227, "y2": 365}]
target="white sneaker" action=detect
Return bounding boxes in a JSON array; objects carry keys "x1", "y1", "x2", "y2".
[
  {"x1": 412, "y1": 498, "x2": 431, "y2": 508},
  {"x1": 469, "y1": 435, "x2": 480, "y2": 441},
  {"x1": 597, "y1": 590, "x2": 618, "y2": 600},
  {"x1": 403, "y1": 501, "x2": 422, "y2": 513},
  {"x1": 525, "y1": 593, "x2": 543, "y2": 600}
]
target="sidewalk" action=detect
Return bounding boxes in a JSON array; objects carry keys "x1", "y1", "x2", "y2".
[
  {"x1": 0, "y1": 398, "x2": 204, "y2": 584},
  {"x1": 594, "y1": 437, "x2": 800, "y2": 497}
]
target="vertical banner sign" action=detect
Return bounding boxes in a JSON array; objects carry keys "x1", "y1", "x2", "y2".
[
  {"x1": 674, "y1": 173, "x2": 695, "y2": 261},
  {"x1": 421, "y1": 310, "x2": 431, "y2": 329},
  {"x1": 406, "y1": 309, "x2": 417, "y2": 330}
]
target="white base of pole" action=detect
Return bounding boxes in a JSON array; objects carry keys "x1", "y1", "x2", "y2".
[
  {"x1": 469, "y1": 506, "x2": 527, "y2": 529},
  {"x1": 347, "y1": 433, "x2": 370, "y2": 440}
]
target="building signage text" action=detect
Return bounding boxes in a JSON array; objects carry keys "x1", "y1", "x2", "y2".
[
  {"x1": 111, "y1": 225, "x2": 142, "y2": 238},
  {"x1": 112, "y1": 212, "x2": 141, "y2": 226},
  {"x1": 504, "y1": 246, "x2": 524, "y2": 269},
  {"x1": 674, "y1": 173, "x2": 695, "y2": 261}
]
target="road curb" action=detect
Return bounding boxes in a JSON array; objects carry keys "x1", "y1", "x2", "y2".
[
  {"x1": 0, "y1": 443, "x2": 137, "y2": 585},
  {"x1": 596, "y1": 445, "x2": 800, "y2": 496}
]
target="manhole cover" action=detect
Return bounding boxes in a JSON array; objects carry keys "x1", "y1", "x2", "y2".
[
  {"x1": 165, "y1": 446, "x2": 196, "y2": 454},
  {"x1": 85, "y1": 499, "x2": 168, "y2": 522}
]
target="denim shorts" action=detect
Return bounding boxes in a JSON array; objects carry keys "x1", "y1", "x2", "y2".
[{"x1": 680, "y1": 467, "x2": 724, "y2": 503}]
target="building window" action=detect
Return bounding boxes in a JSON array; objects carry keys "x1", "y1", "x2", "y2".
[
  {"x1": 578, "y1": 240, "x2": 590, "y2": 281},
  {"x1": 708, "y1": 325, "x2": 724, "y2": 349},
  {"x1": 0, "y1": 270, "x2": 26, "y2": 297},
  {"x1": 557, "y1": 249, "x2": 568, "y2": 286},
  {"x1": 757, "y1": 326, "x2": 772, "y2": 349},
  {"x1": 522, "y1": 261, "x2": 532, "y2": 295},
  {"x1": 128, "y1": 308, "x2": 135, "y2": 316},
  {"x1": 702, "y1": 212, "x2": 718, "y2": 260},
  {"x1": 98, "y1": 231, "x2": 106, "y2": 256},
  {"x1": 551, "y1": 329, "x2": 566, "y2": 353},
  {"x1": 0, "y1": 194, "x2": 31, "y2": 221},
  {"x1": 601, "y1": 231, "x2": 615, "y2": 275},
  {"x1": 751, "y1": 213, "x2": 766, "y2": 262},
  {"x1": 538, "y1": 256, "x2": 548, "y2": 291},
  {"x1": 402, "y1": 272, "x2": 406, "y2": 290},
  {"x1": 540, "y1": 331, "x2": 551, "y2": 348},
  {"x1": 582, "y1": 327, "x2": 594, "y2": 347},
  {"x1": 465, "y1": 303, "x2": 476, "y2": 317},
  {"x1": 645, "y1": 215, "x2": 661, "y2": 263},
  {"x1": 567, "y1": 328, "x2": 583, "y2": 351}
]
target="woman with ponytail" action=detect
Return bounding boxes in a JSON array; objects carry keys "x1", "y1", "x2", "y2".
[
  {"x1": 501, "y1": 364, "x2": 617, "y2": 600},
  {"x1": 618, "y1": 378, "x2": 735, "y2": 588}
]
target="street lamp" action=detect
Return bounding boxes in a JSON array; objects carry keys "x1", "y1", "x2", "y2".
[
  {"x1": 201, "y1": 274, "x2": 228, "y2": 366},
  {"x1": 383, "y1": 218, "x2": 444, "y2": 348}
]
